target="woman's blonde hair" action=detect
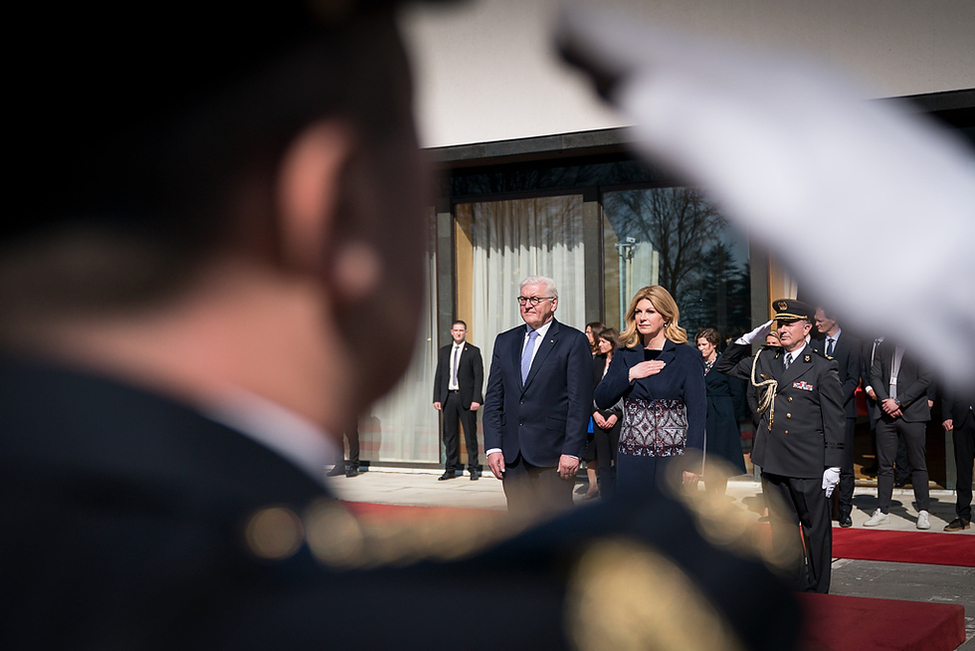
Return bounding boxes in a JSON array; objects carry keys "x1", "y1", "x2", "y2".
[{"x1": 620, "y1": 285, "x2": 688, "y2": 348}]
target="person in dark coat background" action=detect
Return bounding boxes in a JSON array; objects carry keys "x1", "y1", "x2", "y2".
[
  {"x1": 696, "y1": 328, "x2": 747, "y2": 496},
  {"x1": 591, "y1": 327, "x2": 623, "y2": 500},
  {"x1": 810, "y1": 308, "x2": 862, "y2": 528},
  {"x1": 942, "y1": 386, "x2": 975, "y2": 531}
]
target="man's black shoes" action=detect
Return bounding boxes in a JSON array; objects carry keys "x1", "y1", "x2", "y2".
[
  {"x1": 439, "y1": 471, "x2": 457, "y2": 481},
  {"x1": 838, "y1": 512, "x2": 853, "y2": 528},
  {"x1": 470, "y1": 468, "x2": 481, "y2": 481},
  {"x1": 327, "y1": 464, "x2": 359, "y2": 478},
  {"x1": 944, "y1": 517, "x2": 971, "y2": 532}
]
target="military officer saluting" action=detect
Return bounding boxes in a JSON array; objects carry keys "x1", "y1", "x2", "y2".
[{"x1": 715, "y1": 299, "x2": 845, "y2": 593}]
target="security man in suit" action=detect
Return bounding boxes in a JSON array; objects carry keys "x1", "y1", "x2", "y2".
[
  {"x1": 715, "y1": 299, "x2": 845, "y2": 593},
  {"x1": 483, "y1": 275, "x2": 594, "y2": 517},
  {"x1": 865, "y1": 342, "x2": 934, "y2": 529},
  {"x1": 434, "y1": 320, "x2": 484, "y2": 480},
  {"x1": 811, "y1": 308, "x2": 862, "y2": 527},
  {"x1": 943, "y1": 388, "x2": 975, "y2": 531}
]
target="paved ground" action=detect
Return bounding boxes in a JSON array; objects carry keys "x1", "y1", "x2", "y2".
[{"x1": 330, "y1": 467, "x2": 975, "y2": 649}]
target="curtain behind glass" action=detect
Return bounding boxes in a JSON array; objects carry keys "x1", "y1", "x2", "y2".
[
  {"x1": 361, "y1": 209, "x2": 440, "y2": 464},
  {"x1": 469, "y1": 195, "x2": 587, "y2": 362}
]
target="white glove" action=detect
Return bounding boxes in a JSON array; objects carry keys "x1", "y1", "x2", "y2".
[
  {"x1": 736, "y1": 320, "x2": 774, "y2": 346},
  {"x1": 822, "y1": 467, "x2": 841, "y2": 498}
]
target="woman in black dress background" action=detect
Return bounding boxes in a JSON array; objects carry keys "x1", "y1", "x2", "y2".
[
  {"x1": 580, "y1": 322, "x2": 606, "y2": 498},
  {"x1": 591, "y1": 328, "x2": 622, "y2": 500},
  {"x1": 696, "y1": 327, "x2": 747, "y2": 495}
]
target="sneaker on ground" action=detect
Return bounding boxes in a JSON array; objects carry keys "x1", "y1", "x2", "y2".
[
  {"x1": 863, "y1": 509, "x2": 890, "y2": 527},
  {"x1": 916, "y1": 510, "x2": 931, "y2": 530}
]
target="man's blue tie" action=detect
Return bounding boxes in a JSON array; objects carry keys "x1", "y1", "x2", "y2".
[{"x1": 521, "y1": 329, "x2": 539, "y2": 384}]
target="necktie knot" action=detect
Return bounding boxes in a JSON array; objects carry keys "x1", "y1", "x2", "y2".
[{"x1": 784, "y1": 353, "x2": 793, "y2": 370}]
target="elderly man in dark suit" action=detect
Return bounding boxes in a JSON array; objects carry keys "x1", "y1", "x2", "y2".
[
  {"x1": 811, "y1": 308, "x2": 862, "y2": 528},
  {"x1": 865, "y1": 343, "x2": 934, "y2": 529},
  {"x1": 715, "y1": 300, "x2": 845, "y2": 594},
  {"x1": 434, "y1": 320, "x2": 484, "y2": 480},
  {"x1": 483, "y1": 276, "x2": 593, "y2": 517}
]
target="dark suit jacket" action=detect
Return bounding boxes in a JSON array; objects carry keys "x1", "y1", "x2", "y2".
[
  {"x1": 0, "y1": 355, "x2": 799, "y2": 650},
  {"x1": 861, "y1": 337, "x2": 885, "y2": 420},
  {"x1": 869, "y1": 342, "x2": 933, "y2": 423},
  {"x1": 592, "y1": 353, "x2": 623, "y2": 420},
  {"x1": 704, "y1": 355, "x2": 747, "y2": 473},
  {"x1": 715, "y1": 343, "x2": 845, "y2": 478},
  {"x1": 942, "y1": 388, "x2": 975, "y2": 426},
  {"x1": 433, "y1": 341, "x2": 483, "y2": 407},
  {"x1": 482, "y1": 318, "x2": 593, "y2": 467},
  {"x1": 810, "y1": 331, "x2": 861, "y2": 419}
]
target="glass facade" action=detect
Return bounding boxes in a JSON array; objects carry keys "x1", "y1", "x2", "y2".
[
  {"x1": 601, "y1": 187, "x2": 751, "y2": 340},
  {"x1": 359, "y1": 156, "x2": 753, "y2": 467}
]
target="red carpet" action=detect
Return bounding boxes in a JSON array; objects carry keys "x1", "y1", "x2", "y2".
[
  {"x1": 799, "y1": 593, "x2": 965, "y2": 651},
  {"x1": 343, "y1": 502, "x2": 969, "y2": 650},
  {"x1": 832, "y1": 528, "x2": 975, "y2": 567}
]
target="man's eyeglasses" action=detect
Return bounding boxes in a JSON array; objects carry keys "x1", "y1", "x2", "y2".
[{"x1": 517, "y1": 296, "x2": 554, "y2": 306}]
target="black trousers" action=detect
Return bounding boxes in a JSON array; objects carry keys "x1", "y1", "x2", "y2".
[
  {"x1": 442, "y1": 391, "x2": 479, "y2": 471},
  {"x1": 951, "y1": 409, "x2": 975, "y2": 521},
  {"x1": 342, "y1": 425, "x2": 359, "y2": 467},
  {"x1": 762, "y1": 472, "x2": 832, "y2": 594},
  {"x1": 895, "y1": 435, "x2": 913, "y2": 483},
  {"x1": 876, "y1": 417, "x2": 929, "y2": 512},
  {"x1": 502, "y1": 454, "x2": 574, "y2": 519},
  {"x1": 836, "y1": 416, "x2": 856, "y2": 515},
  {"x1": 592, "y1": 415, "x2": 620, "y2": 500}
]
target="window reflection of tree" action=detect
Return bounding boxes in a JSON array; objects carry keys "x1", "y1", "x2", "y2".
[{"x1": 603, "y1": 187, "x2": 750, "y2": 340}]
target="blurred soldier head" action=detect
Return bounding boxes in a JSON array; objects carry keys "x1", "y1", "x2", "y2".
[{"x1": 2, "y1": 1, "x2": 438, "y2": 436}]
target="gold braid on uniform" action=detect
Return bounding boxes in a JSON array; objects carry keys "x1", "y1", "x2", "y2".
[{"x1": 750, "y1": 349, "x2": 776, "y2": 428}]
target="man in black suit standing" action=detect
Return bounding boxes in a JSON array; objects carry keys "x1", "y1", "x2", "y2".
[
  {"x1": 811, "y1": 308, "x2": 862, "y2": 528},
  {"x1": 943, "y1": 388, "x2": 975, "y2": 531},
  {"x1": 865, "y1": 343, "x2": 935, "y2": 529},
  {"x1": 483, "y1": 276, "x2": 593, "y2": 517},
  {"x1": 434, "y1": 320, "x2": 484, "y2": 480},
  {"x1": 715, "y1": 300, "x2": 845, "y2": 593}
]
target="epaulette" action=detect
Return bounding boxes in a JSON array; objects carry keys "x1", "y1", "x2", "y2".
[{"x1": 809, "y1": 347, "x2": 829, "y2": 360}]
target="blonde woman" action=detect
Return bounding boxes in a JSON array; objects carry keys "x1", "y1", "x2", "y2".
[{"x1": 594, "y1": 286, "x2": 706, "y2": 496}]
